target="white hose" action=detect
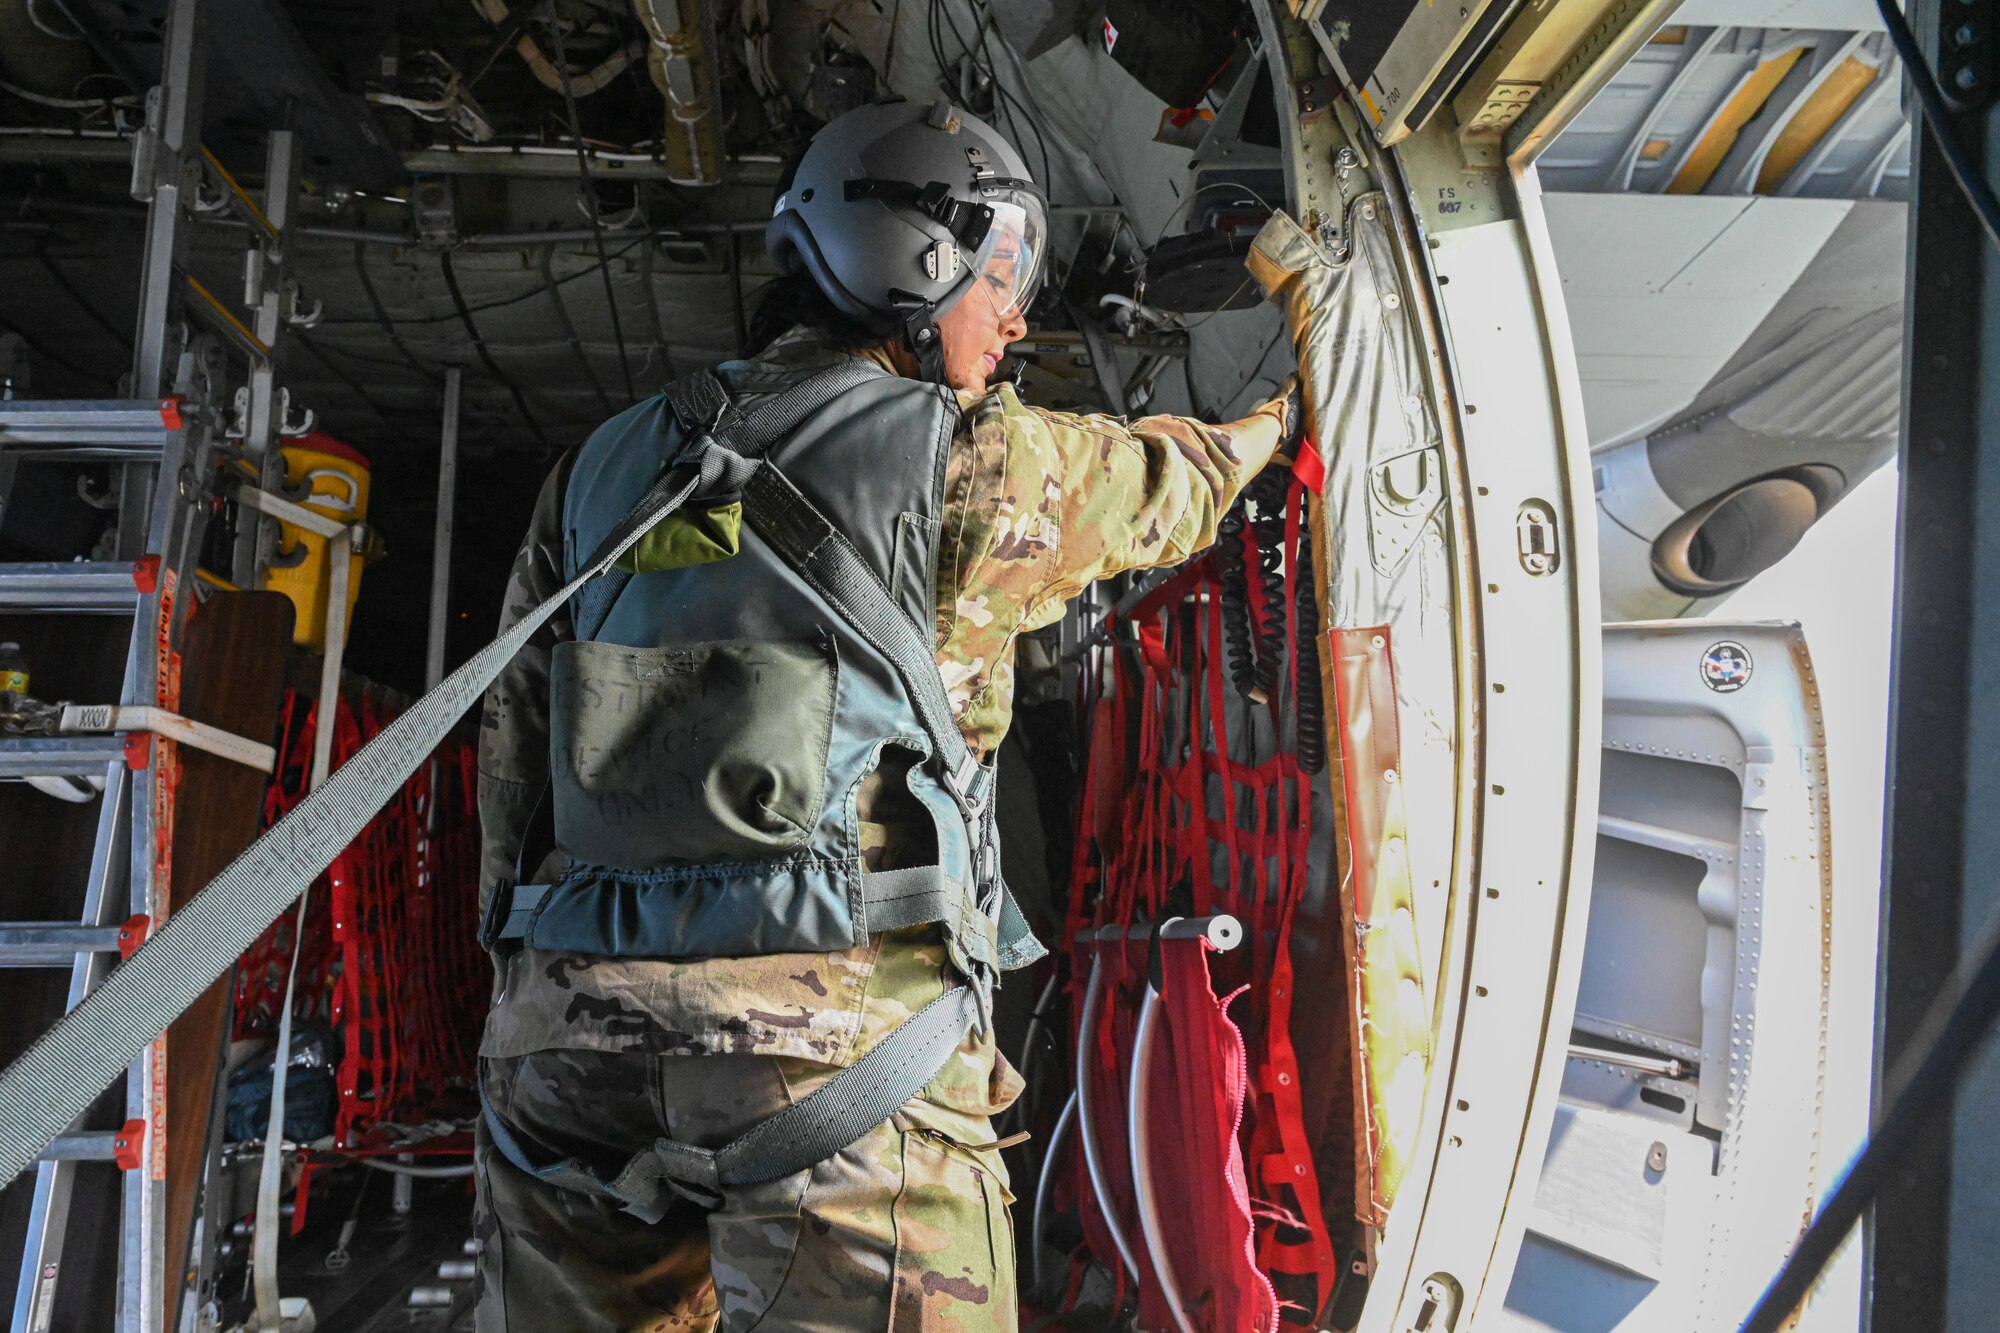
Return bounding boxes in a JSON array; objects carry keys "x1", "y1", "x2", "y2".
[
  {"x1": 1073, "y1": 949, "x2": 1140, "y2": 1284},
  {"x1": 1129, "y1": 984, "x2": 1195, "y2": 1333},
  {"x1": 1030, "y1": 1090, "x2": 1077, "y2": 1295}
]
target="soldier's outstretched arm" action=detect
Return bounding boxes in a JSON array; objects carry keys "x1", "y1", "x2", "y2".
[{"x1": 957, "y1": 377, "x2": 1300, "y2": 624}]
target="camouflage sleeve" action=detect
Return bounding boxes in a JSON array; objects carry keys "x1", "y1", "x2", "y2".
[
  {"x1": 476, "y1": 454, "x2": 572, "y2": 917},
  {"x1": 948, "y1": 382, "x2": 1291, "y2": 633}
]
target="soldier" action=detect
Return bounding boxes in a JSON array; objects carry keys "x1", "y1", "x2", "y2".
[{"x1": 474, "y1": 98, "x2": 1303, "y2": 1331}]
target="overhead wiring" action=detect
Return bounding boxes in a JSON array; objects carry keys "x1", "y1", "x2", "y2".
[
  {"x1": 35, "y1": 247, "x2": 127, "y2": 348},
  {"x1": 291, "y1": 330, "x2": 400, "y2": 427},
  {"x1": 926, "y1": 0, "x2": 1052, "y2": 188},
  {"x1": 543, "y1": 4, "x2": 639, "y2": 406}
]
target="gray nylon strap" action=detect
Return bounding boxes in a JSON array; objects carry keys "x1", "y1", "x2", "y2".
[
  {"x1": 626, "y1": 984, "x2": 979, "y2": 1202},
  {"x1": 0, "y1": 449, "x2": 727, "y2": 1192},
  {"x1": 484, "y1": 984, "x2": 978, "y2": 1222},
  {"x1": 998, "y1": 888, "x2": 1046, "y2": 969},
  {"x1": 575, "y1": 361, "x2": 882, "y2": 641},
  {"x1": 859, "y1": 865, "x2": 961, "y2": 932}
]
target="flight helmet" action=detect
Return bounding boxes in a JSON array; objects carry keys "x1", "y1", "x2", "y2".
[{"x1": 766, "y1": 99, "x2": 1047, "y2": 382}]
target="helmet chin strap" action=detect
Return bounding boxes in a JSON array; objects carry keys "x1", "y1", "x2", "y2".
[{"x1": 901, "y1": 305, "x2": 950, "y2": 385}]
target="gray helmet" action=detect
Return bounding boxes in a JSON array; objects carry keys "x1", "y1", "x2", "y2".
[{"x1": 766, "y1": 99, "x2": 1047, "y2": 380}]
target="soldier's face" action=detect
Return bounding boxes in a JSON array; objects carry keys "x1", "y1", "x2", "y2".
[{"x1": 935, "y1": 259, "x2": 1029, "y2": 393}]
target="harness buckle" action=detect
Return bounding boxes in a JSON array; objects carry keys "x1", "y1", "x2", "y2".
[{"x1": 947, "y1": 752, "x2": 993, "y2": 818}]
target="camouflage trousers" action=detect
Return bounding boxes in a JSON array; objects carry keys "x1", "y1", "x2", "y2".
[{"x1": 473, "y1": 1045, "x2": 1020, "y2": 1332}]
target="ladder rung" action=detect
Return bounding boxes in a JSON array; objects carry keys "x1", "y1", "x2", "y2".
[
  {"x1": 0, "y1": 736, "x2": 126, "y2": 778},
  {"x1": 0, "y1": 924, "x2": 126, "y2": 967},
  {"x1": 39, "y1": 1132, "x2": 121, "y2": 1163},
  {"x1": 38, "y1": 1120, "x2": 143, "y2": 1168},
  {"x1": 0, "y1": 398, "x2": 178, "y2": 453},
  {"x1": 0, "y1": 561, "x2": 152, "y2": 612}
]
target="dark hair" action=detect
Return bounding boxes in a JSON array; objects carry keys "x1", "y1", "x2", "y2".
[{"x1": 744, "y1": 271, "x2": 899, "y2": 357}]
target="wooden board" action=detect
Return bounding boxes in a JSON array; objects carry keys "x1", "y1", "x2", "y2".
[{"x1": 160, "y1": 591, "x2": 292, "y2": 1333}]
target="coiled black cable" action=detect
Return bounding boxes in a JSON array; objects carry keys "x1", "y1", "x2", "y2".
[
  {"x1": 1293, "y1": 515, "x2": 1327, "y2": 775},
  {"x1": 1216, "y1": 501, "x2": 1262, "y2": 701},
  {"x1": 1245, "y1": 472, "x2": 1292, "y2": 703}
]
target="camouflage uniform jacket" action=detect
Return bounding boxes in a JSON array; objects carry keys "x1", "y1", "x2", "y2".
[{"x1": 477, "y1": 334, "x2": 1287, "y2": 1105}]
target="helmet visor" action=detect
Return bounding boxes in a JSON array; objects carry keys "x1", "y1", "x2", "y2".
[{"x1": 967, "y1": 193, "x2": 1045, "y2": 320}]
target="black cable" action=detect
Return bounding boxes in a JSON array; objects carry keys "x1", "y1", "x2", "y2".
[
  {"x1": 438, "y1": 247, "x2": 550, "y2": 452},
  {"x1": 352, "y1": 242, "x2": 444, "y2": 386},
  {"x1": 539, "y1": 242, "x2": 612, "y2": 418},
  {"x1": 1876, "y1": 0, "x2": 2000, "y2": 251},
  {"x1": 1245, "y1": 469, "x2": 1287, "y2": 702},
  {"x1": 1292, "y1": 512, "x2": 1325, "y2": 775},
  {"x1": 543, "y1": 3, "x2": 638, "y2": 406},
  {"x1": 931, "y1": 0, "x2": 1053, "y2": 188},
  {"x1": 1216, "y1": 499, "x2": 1259, "y2": 700}
]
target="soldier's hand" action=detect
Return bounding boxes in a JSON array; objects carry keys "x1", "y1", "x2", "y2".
[{"x1": 1259, "y1": 374, "x2": 1306, "y2": 466}]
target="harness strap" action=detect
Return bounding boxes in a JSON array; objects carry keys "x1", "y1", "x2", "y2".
[{"x1": 482, "y1": 984, "x2": 982, "y2": 1222}]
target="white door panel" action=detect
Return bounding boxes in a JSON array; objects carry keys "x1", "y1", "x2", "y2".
[{"x1": 1500, "y1": 621, "x2": 1832, "y2": 1332}]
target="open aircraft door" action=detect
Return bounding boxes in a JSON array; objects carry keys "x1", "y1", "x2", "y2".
[
  {"x1": 1245, "y1": 1, "x2": 1733, "y2": 1327},
  {"x1": 1498, "y1": 623, "x2": 1834, "y2": 1332}
]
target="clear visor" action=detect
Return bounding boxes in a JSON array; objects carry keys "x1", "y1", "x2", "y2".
[{"x1": 966, "y1": 195, "x2": 1045, "y2": 319}]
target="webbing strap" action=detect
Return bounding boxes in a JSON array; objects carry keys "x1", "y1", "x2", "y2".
[
  {"x1": 573, "y1": 362, "x2": 882, "y2": 642},
  {"x1": 859, "y1": 864, "x2": 965, "y2": 932},
  {"x1": 484, "y1": 984, "x2": 981, "y2": 1222},
  {"x1": 0, "y1": 445, "x2": 737, "y2": 1192}
]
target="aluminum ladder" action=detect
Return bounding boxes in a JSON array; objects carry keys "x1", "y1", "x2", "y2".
[{"x1": 1, "y1": 392, "x2": 222, "y2": 1333}]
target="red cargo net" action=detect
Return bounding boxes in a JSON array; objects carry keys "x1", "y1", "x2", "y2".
[
  {"x1": 233, "y1": 686, "x2": 486, "y2": 1151},
  {"x1": 1062, "y1": 474, "x2": 1343, "y2": 1329}
]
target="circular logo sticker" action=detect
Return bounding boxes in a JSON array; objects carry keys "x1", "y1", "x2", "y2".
[{"x1": 1700, "y1": 640, "x2": 1753, "y2": 693}]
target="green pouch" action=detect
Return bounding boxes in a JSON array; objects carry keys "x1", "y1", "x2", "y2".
[{"x1": 612, "y1": 500, "x2": 742, "y2": 573}]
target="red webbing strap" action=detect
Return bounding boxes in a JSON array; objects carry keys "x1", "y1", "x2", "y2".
[
  {"x1": 1065, "y1": 476, "x2": 1343, "y2": 1328},
  {"x1": 1249, "y1": 487, "x2": 1338, "y2": 1290}
]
